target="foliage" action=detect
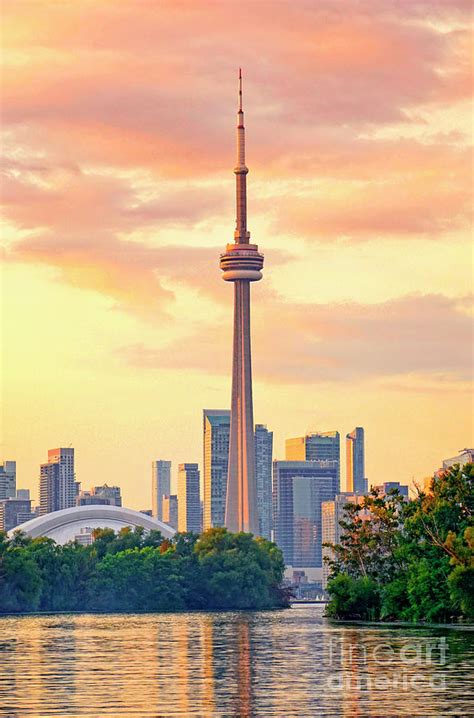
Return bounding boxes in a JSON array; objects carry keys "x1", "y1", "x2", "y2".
[
  {"x1": 326, "y1": 463, "x2": 474, "y2": 623},
  {"x1": 0, "y1": 527, "x2": 288, "y2": 614},
  {"x1": 327, "y1": 488, "x2": 406, "y2": 583},
  {"x1": 325, "y1": 574, "x2": 380, "y2": 620}
]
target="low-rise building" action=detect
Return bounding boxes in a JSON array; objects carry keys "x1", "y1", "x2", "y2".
[
  {"x1": 442, "y1": 449, "x2": 474, "y2": 471},
  {"x1": 372, "y1": 481, "x2": 409, "y2": 499},
  {"x1": 0, "y1": 497, "x2": 35, "y2": 532},
  {"x1": 76, "y1": 484, "x2": 122, "y2": 507}
]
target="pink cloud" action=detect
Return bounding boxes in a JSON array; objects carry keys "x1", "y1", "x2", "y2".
[
  {"x1": 1, "y1": 153, "x2": 291, "y2": 316},
  {"x1": 2, "y1": 1, "x2": 471, "y2": 175},
  {"x1": 2, "y1": 1, "x2": 471, "y2": 322},
  {"x1": 120, "y1": 293, "x2": 473, "y2": 384}
]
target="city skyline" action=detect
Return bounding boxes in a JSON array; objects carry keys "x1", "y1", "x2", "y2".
[
  {"x1": 2, "y1": 2, "x2": 472, "y2": 510},
  {"x1": 3, "y1": 427, "x2": 471, "y2": 511}
]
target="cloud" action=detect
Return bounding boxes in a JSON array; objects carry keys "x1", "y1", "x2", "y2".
[
  {"x1": 1, "y1": 157, "x2": 293, "y2": 315},
  {"x1": 2, "y1": 1, "x2": 471, "y2": 175},
  {"x1": 120, "y1": 293, "x2": 474, "y2": 384},
  {"x1": 1, "y1": 160, "x2": 231, "y2": 231},
  {"x1": 1, "y1": 160, "x2": 226, "y2": 314},
  {"x1": 2, "y1": 1, "x2": 472, "y2": 322},
  {"x1": 265, "y1": 167, "x2": 471, "y2": 239}
]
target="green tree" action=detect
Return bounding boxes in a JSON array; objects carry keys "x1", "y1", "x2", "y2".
[
  {"x1": 326, "y1": 489, "x2": 406, "y2": 583},
  {"x1": 194, "y1": 528, "x2": 287, "y2": 609},
  {"x1": 326, "y1": 574, "x2": 380, "y2": 620},
  {"x1": 327, "y1": 464, "x2": 474, "y2": 623},
  {"x1": 0, "y1": 534, "x2": 42, "y2": 612},
  {"x1": 0, "y1": 527, "x2": 287, "y2": 614}
]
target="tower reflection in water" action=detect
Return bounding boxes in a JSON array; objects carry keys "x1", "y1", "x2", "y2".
[
  {"x1": 152, "y1": 614, "x2": 254, "y2": 717},
  {"x1": 2, "y1": 611, "x2": 469, "y2": 718}
]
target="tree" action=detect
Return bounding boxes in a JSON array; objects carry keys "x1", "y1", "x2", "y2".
[
  {"x1": 326, "y1": 489, "x2": 406, "y2": 584},
  {"x1": 326, "y1": 574, "x2": 380, "y2": 620},
  {"x1": 0, "y1": 535, "x2": 42, "y2": 612},
  {"x1": 0, "y1": 527, "x2": 288, "y2": 613},
  {"x1": 194, "y1": 528, "x2": 287, "y2": 609},
  {"x1": 326, "y1": 464, "x2": 474, "y2": 622}
]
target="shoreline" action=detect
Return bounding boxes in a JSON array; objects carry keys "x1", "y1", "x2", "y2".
[
  {"x1": 326, "y1": 617, "x2": 474, "y2": 630},
  {"x1": 0, "y1": 605, "x2": 290, "y2": 618}
]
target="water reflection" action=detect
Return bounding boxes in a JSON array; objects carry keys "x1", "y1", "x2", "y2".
[{"x1": 0, "y1": 607, "x2": 472, "y2": 717}]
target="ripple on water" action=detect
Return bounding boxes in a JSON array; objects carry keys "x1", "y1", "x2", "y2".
[{"x1": 0, "y1": 607, "x2": 473, "y2": 717}]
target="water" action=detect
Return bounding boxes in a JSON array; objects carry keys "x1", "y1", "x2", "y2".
[{"x1": 0, "y1": 605, "x2": 473, "y2": 717}]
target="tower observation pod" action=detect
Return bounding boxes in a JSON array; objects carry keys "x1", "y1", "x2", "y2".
[{"x1": 220, "y1": 70, "x2": 263, "y2": 535}]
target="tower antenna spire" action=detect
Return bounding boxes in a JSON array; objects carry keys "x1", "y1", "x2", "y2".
[
  {"x1": 235, "y1": 68, "x2": 248, "y2": 240},
  {"x1": 239, "y1": 67, "x2": 243, "y2": 112}
]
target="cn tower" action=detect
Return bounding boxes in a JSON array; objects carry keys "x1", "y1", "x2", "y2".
[{"x1": 220, "y1": 70, "x2": 263, "y2": 534}]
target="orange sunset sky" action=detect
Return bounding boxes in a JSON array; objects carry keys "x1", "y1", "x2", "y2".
[{"x1": 1, "y1": 0, "x2": 473, "y2": 509}]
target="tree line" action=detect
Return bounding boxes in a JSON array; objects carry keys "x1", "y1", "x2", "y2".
[
  {"x1": 325, "y1": 463, "x2": 474, "y2": 622},
  {"x1": 0, "y1": 527, "x2": 289, "y2": 613}
]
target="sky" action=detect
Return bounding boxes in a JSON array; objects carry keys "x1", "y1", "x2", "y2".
[{"x1": 1, "y1": 0, "x2": 473, "y2": 509}]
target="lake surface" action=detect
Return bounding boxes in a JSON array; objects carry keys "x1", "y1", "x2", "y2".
[{"x1": 0, "y1": 605, "x2": 473, "y2": 717}]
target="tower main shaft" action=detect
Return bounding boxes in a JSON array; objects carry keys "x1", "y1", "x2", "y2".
[{"x1": 220, "y1": 70, "x2": 263, "y2": 535}]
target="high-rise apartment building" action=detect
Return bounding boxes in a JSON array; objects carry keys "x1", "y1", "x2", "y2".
[
  {"x1": 178, "y1": 463, "x2": 201, "y2": 533},
  {"x1": 162, "y1": 495, "x2": 178, "y2": 530},
  {"x1": 255, "y1": 424, "x2": 273, "y2": 539},
  {"x1": 286, "y1": 432, "x2": 340, "y2": 494},
  {"x1": 321, "y1": 493, "x2": 367, "y2": 587},
  {"x1": 203, "y1": 410, "x2": 230, "y2": 529},
  {"x1": 273, "y1": 460, "x2": 339, "y2": 568},
  {"x1": 39, "y1": 448, "x2": 75, "y2": 515},
  {"x1": 346, "y1": 427, "x2": 367, "y2": 493},
  {"x1": 0, "y1": 461, "x2": 16, "y2": 500},
  {"x1": 152, "y1": 460, "x2": 171, "y2": 520}
]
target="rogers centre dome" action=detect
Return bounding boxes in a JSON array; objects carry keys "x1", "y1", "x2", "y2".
[{"x1": 9, "y1": 504, "x2": 176, "y2": 544}]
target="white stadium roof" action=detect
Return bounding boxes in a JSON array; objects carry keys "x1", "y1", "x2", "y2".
[{"x1": 9, "y1": 504, "x2": 176, "y2": 544}]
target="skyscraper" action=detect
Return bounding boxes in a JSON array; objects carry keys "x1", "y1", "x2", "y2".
[
  {"x1": 39, "y1": 448, "x2": 75, "y2": 515},
  {"x1": 255, "y1": 424, "x2": 273, "y2": 539},
  {"x1": 346, "y1": 427, "x2": 367, "y2": 493},
  {"x1": 203, "y1": 410, "x2": 230, "y2": 529},
  {"x1": 178, "y1": 463, "x2": 201, "y2": 533},
  {"x1": 220, "y1": 70, "x2": 263, "y2": 535},
  {"x1": 286, "y1": 431, "x2": 340, "y2": 493},
  {"x1": 152, "y1": 460, "x2": 171, "y2": 520},
  {"x1": 273, "y1": 460, "x2": 339, "y2": 568},
  {"x1": 0, "y1": 461, "x2": 16, "y2": 499},
  {"x1": 162, "y1": 494, "x2": 178, "y2": 530}
]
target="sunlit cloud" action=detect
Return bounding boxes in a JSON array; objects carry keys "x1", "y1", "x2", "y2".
[{"x1": 120, "y1": 293, "x2": 473, "y2": 384}]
